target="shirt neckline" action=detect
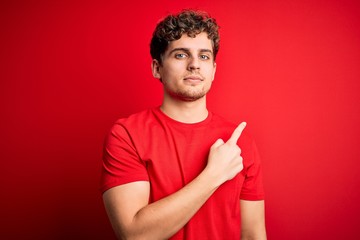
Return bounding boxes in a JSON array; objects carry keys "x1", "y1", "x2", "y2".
[{"x1": 153, "y1": 106, "x2": 213, "y2": 128}]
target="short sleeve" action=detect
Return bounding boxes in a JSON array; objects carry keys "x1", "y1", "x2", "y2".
[
  {"x1": 240, "y1": 137, "x2": 265, "y2": 200},
  {"x1": 100, "y1": 122, "x2": 149, "y2": 193}
]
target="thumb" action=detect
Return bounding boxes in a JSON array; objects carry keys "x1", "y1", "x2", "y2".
[{"x1": 211, "y1": 138, "x2": 224, "y2": 149}]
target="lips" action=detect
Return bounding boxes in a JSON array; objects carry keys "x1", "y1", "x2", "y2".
[{"x1": 183, "y1": 75, "x2": 204, "y2": 81}]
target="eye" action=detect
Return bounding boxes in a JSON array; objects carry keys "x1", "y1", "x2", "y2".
[
  {"x1": 175, "y1": 53, "x2": 187, "y2": 59},
  {"x1": 199, "y1": 54, "x2": 210, "y2": 60}
]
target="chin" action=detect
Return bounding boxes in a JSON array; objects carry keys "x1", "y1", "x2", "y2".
[{"x1": 175, "y1": 91, "x2": 207, "y2": 102}]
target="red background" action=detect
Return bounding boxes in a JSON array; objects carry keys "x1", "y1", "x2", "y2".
[{"x1": 1, "y1": 0, "x2": 359, "y2": 239}]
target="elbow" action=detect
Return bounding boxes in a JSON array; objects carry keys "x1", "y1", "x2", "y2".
[
  {"x1": 115, "y1": 233, "x2": 136, "y2": 240},
  {"x1": 114, "y1": 230, "x2": 141, "y2": 240},
  {"x1": 115, "y1": 229, "x2": 157, "y2": 240},
  {"x1": 111, "y1": 226, "x2": 136, "y2": 240}
]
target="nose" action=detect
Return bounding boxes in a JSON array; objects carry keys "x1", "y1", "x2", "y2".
[{"x1": 187, "y1": 56, "x2": 200, "y2": 71}]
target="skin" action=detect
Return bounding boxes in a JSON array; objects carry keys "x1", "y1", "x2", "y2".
[
  {"x1": 103, "y1": 32, "x2": 266, "y2": 240},
  {"x1": 152, "y1": 32, "x2": 216, "y2": 123}
]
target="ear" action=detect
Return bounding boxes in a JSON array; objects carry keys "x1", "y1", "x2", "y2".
[
  {"x1": 211, "y1": 62, "x2": 217, "y2": 82},
  {"x1": 151, "y1": 59, "x2": 161, "y2": 80}
]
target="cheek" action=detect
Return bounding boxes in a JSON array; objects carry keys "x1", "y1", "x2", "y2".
[
  {"x1": 162, "y1": 64, "x2": 181, "y2": 76},
  {"x1": 205, "y1": 66, "x2": 216, "y2": 78}
]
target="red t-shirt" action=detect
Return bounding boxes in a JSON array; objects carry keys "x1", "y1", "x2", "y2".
[{"x1": 101, "y1": 107, "x2": 264, "y2": 239}]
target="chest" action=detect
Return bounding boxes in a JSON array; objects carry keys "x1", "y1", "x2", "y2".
[{"x1": 133, "y1": 124, "x2": 245, "y2": 202}]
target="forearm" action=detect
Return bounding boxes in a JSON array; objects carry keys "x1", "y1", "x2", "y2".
[
  {"x1": 107, "y1": 169, "x2": 221, "y2": 240},
  {"x1": 137, "y1": 173, "x2": 218, "y2": 238}
]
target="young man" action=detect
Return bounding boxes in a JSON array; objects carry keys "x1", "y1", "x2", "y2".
[{"x1": 101, "y1": 10, "x2": 266, "y2": 240}]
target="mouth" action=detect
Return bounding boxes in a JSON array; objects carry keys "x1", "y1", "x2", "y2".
[{"x1": 183, "y1": 75, "x2": 204, "y2": 81}]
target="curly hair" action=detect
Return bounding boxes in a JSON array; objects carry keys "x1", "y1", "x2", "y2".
[{"x1": 150, "y1": 10, "x2": 220, "y2": 64}]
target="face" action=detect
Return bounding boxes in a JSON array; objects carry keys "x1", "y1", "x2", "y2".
[{"x1": 152, "y1": 32, "x2": 217, "y2": 102}]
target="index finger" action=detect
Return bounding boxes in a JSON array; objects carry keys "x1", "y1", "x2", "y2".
[{"x1": 227, "y1": 122, "x2": 247, "y2": 145}]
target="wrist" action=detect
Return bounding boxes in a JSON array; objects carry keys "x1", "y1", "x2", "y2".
[{"x1": 199, "y1": 166, "x2": 224, "y2": 190}]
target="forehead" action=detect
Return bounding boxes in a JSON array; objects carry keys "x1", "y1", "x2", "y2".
[{"x1": 166, "y1": 32, "x2": 213, "y2": 52}]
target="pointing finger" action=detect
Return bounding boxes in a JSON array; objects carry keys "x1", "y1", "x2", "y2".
[{"x1": 227, "y1": 122, "x2": 246, "y2": 145}]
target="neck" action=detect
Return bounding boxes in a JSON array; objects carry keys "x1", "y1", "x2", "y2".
[{"x1": 160, "y1": 95, "x2": 208, "y2": 124}]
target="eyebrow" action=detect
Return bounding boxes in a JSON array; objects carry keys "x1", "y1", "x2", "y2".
[{"x1": 168, "y1": 48, "x2": 213, "y2": 56}]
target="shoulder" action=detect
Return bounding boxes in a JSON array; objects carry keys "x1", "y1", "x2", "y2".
[
  {"x1": 209, "y1": 113, "x2": 237, "y2": 132},
  {"x1": 107, "y1": 107, "x2": 165, "y2": 144},
  {"x1": 115, "y1": 108, "x2": 155, "y2": 125},
  {"x1": 110, "y1": 108, "x2": 158, "y2": 131},
  {"x1": 210, "y1": 112, "x2": 254, "y2": 142}
]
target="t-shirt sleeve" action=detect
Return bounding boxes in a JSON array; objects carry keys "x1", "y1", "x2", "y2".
[
  {"x1": 100, "y1": 122, "x2": 149, "y2": 193},
  {"x1": 239, "y1": 137, "x2": 265, "y2": 200}
]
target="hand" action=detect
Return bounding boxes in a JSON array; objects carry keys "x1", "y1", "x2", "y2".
[{"x1": 206, "y1": 122, "x2": 246, "y2": 186}]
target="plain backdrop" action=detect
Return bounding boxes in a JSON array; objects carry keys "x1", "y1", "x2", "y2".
[{"x1": 1, "y1": 0, "x2": 359, "y2": 239}]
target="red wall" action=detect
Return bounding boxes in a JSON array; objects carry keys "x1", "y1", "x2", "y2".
[{"x1": 1, "y1": 0, "x2": 359, "y2": 239}]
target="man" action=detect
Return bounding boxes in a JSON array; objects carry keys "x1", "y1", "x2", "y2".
[{"x1": 101, "y1": 10, "x2": 266, "y2": 240}]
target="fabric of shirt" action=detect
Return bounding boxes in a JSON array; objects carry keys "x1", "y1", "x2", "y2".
[{"x1": 100, "y1": 107, "x2": 265, "y2": 239}]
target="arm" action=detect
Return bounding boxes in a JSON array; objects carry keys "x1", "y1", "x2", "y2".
[
  {"x1": 240, "y1": 200, "x2": 267, "y2": 240},
  {"x1": 103, "y1": 122, "x2": 247, "y2": 240}
]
